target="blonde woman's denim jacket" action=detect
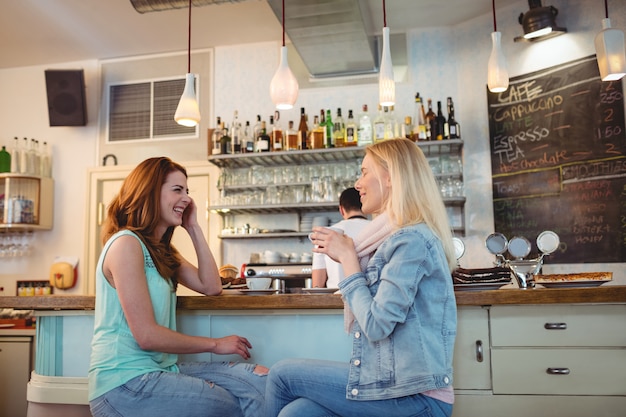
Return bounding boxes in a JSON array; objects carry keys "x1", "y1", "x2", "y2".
[{"x1": 338, "y1": 223, "x2": 457, "y2": 401}]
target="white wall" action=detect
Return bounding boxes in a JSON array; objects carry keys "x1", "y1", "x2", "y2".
[{"x1": 0, "y1": 0, "x2": 624, "y2": 296}]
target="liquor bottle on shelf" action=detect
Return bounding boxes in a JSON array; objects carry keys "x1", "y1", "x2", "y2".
[
  {"x1": 219, "y1": 122, "x2": 231, "y2": 154},
  {"x1": 333, "y1": 107, "x2": 346, "y2": 147},
  {"x1": 435, "y1": 101, "x2": 446, "y2": 141},
  {"x1": 383, "y1": 106, "x2": 394, "y2": 140},
  {"x1": 323, "y1": 109, "x2": 334, "y2": 148},
  {"x1": 211, "y1": 116, "x2": 223, "y2": 155},
  {"x1": 285, "y1": 120, "x2": 298, "y2": 151},
  {"x1": 255, "y1": 120, "x2": 270, "y2": 152},
  {"x1": 373, "y1": 104, "x2": 385, "y2": 143},
  {"x1": 252, "y1": 115, "x2": 263, "y2": 149},
  {"x1": 297, "y1": 107, "x2": 308, "y2": 150},
  {"x1": 414, "y1": 93, "x2": 428, "y2": 141},
  {"x1": 446, "y1": 97, "x2": 460, "y2": 139},
  {"x1": 357, "y1": 104, "x2": 373, "y2": 146},
  {"x1": 311, "y1": 114, "x2": 324, "y2": 149},
  {"x1": 243, "y1": 121, "x2": 254, "y2": 153},
  {"x1": 271, "y1": 111, "x2": 283, "y2": 151},
  {"x1": 20, "y1": 137, "x2": 28, "y2": 174},
  {"x1": 389, "y1": 105, "x2": 400, "y2": 138},
  {"x1": 345, "y1": 109, "x2": 357, "y2": 146},
  {"x1": 231, "y1": 110, "x2": 241, "y2": 154},
  {"x1": 32, "y1": 139, "x2": 41, "y2": 175},
  {"x1": 403, "y1": 116, "x2": 413, "y2": 140},
  {"x1": 425, "y1": 99, "x2": 436, "y2": 141}
]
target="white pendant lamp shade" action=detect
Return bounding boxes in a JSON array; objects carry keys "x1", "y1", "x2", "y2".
[
  {"x1": 595, "y1": 18, "x2": 626, "y2": 81},
  {"x1": 379, "y1": 26, "x2": 395, "y2": 107},
  {"x1": 175, "y1": 73, "x2": 201, "y2": 127},
  {"x1": 488, "y1": 31, "x2": 509, "y2": 92},
  {"x1": 270, "y1": 46, "x2": 299, "y2": 110}
]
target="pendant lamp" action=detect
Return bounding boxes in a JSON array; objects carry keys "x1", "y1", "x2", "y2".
[
  {"x1": 594, "y1": 0, "x2": 626, "y2": 81},
  {"x1": 379, "y1": 0, "x2": 395, "y2": 107},
  {"x1": 488, "y1": 0, "x2": 509, "y2": 93},
  {"x1": 269, "y1": 0, "x2": 299, "y2": 110},
  {"x1": 174, "y1": 0, "x2": 201, "y2": 127}
]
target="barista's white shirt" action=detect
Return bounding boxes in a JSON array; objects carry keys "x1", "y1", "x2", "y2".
[{"x1": 311, "y1": 216, "x2": 370, "y2": 289}]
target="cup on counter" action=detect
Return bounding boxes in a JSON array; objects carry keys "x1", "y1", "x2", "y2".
[{"x1": 246, "y1": 277, "x2": 272, "y2": 290}]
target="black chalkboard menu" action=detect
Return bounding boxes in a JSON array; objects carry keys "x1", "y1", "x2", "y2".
[{"x1": 487, "y1": 55, "x2": 626, "y2": 263}]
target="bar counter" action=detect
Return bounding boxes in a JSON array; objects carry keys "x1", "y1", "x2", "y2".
[{"x1": 2, "y1": 285, "x2": 626, "y2": 311}]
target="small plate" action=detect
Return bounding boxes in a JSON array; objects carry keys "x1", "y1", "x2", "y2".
[
  {"x1": 452, "y1": 237, "x2": 465, "y2": 260},
  {"x1": 454, "y1": 282, "x2": 509, "y2": 291},
  {"x1": 237, "y1": 289, "x2": 279, "y2": 295},
  {"x1": 508, "y1": 236, "x2": 531, "y2": 259},
  {"x1": 302, "y1": 288, "x2": 340, "y2": 294},
  {"x1": 537, "y1": 280, "x2": 609, "y2": 288},
  {"x1": 537, "y1": 231, "x2": 559, "y2": 254}
]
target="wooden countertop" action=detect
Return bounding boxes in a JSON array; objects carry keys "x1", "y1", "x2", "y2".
[{"x1": 1, "y1": 285, "x2": 626, "y2": 311}]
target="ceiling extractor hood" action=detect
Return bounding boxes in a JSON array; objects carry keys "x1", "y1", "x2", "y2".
[
  {"x1": 267, "y1": 0, "x2": 385, "y2": 79},
  {"x1": 130, "y1": 0, "x2": 248, "y2": 13}
]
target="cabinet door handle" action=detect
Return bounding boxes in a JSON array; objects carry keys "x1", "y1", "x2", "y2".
[
  {"x1": 97, "y1": 202, "x2": 104, "y2": 226},
  {"x1": 546, "y1": 367, "x2": 570, "y2": 375},
  {"x1": 544, "y1": 322, "x2": 567, "y2": 330},
  {"x1": 475, "y1": 340, "x2": 483, "y2": 363}
]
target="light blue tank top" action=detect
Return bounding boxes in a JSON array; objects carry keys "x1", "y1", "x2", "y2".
[{"x1": 88, "y1": 230, "x2": 178, "y2": 401}]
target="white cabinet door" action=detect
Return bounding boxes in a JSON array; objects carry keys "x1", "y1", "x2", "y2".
[
  {"x1": 84, "y1": 162, "x2": 215, "y2": 295},
  {"x1": 0, "y1": 337, "x2": 32, "y2": 417},
  {"x1": 453, "y1": 306, "x2": 491, "y2": 390}
]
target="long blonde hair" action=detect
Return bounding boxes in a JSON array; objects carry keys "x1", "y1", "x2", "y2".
[{"x1": 365, "y1": 138, "x2": 456, "y2": 271}]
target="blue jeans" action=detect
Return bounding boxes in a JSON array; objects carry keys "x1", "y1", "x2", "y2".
[
  {"x1": 90, "y1": 361, "x2": 266, "y2": 417},
  {"x1": 265, "y1": 359, "x2": 453, "y2": 417}
]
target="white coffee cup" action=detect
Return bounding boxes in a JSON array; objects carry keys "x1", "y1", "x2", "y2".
[
  {"x1": 308, "y1": 226, "x2": 344, "y2": 242},
  {"x1": 246, "y1": 277, "x2": 272, "y2": 290}
]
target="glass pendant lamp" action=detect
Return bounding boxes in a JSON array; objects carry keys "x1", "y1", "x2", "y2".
[
  {"x1": 488, "y1": 0, "x2": 509, "y2": 92},
  {"x1": 379, "y1": 0, "x2": 395, "y2": 107},
  {"x1": 175, "y1": 0, "x2": 201, "y2": 127},
  {"x1": 594, "y1": 0, "x2": 626, "y2": 81},
  {"x1": 269, "y1": 0, "x2": 299, "y2": 110}
]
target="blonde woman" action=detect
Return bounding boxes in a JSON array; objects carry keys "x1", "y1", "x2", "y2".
[{"x1": 266, "y1": 138, "x2": 457, "y2": 417}]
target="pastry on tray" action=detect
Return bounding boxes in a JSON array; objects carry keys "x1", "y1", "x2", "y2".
[{"x1": 452, "y1": 267, "x2": 512, "y2": 284}]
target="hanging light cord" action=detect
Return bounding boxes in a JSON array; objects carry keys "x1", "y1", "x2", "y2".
[
  {"x1": 186, "y1": 0, "x2": 192, "y2": 73},
  {"x1": 281, "y1": 0, "x2": 286, "y2": 47},
  {"x1": 603, "y1": 0, "x2": 608, "y2": 19},
  {"x1": 492, "y1": 0, "x2": 497, "y2": 31},
  {"x1": 383, "y1": 0, "x2": 387, "y2": 28}
]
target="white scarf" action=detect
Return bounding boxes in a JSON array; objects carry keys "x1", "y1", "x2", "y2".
[{"x1": 342, "y1": 212, "x2": 395, "y2": 332}]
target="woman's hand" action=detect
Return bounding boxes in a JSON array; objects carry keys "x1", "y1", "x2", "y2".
[
  {"x1": 182, "y1": 197, "x2": 199, "y2": 230},
  {"x1": 311, "y1": 227, "x2": 355, "y2": 264},
  {"x1": 213, "y1": 335, "x2": 253, "y2": 359}
]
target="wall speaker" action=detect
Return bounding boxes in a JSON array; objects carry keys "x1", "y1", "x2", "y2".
[{"x1": 45, "y1": 69, "x2": 87, "y2": 126}]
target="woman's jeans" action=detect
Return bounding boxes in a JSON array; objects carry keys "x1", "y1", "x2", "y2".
[
  {"x1": 265, "y1": 359, "x2": 453, "y2": 417},
  {"x1": 90, "y1": 361, "x2": 266, "y2": 417}
]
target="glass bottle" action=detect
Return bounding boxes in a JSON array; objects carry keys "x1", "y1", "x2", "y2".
[
  {"x1": 297, "y1": 107, "x2": 308, "y2": 150},
  {"x1": 0, "y1": 146, "x2": 10, "y2": 173},
  {"x1": 403, "y1": 116, "x2": 413, "y2": 140},
  {"x1": 414, "y1": 93, "x2": 428, "y2": 141},
  {"x1": 373, "y1": 105, "x2": 385, "y2": 143},
  {"x1": 345, "y1": 109, "x2": 357, "y2": 146},
  {"x1": 323, "y1": 109, "x2": 334, "y2": 148},
  {"x1": 253, "y1": 114, "x2": 263, "y2": 145},
  {"x1": 231, "y1": 110, "x2": 241, "y2": 154},
  {"x1": 435, "y1": 101, "x2": 446, "y2": 140},
  {"x1": 20, "y1": 137, "x2": 29, "y2": 174},
  {"x1": 10, "y1": 136, "x2": 20, "y2": 173},
  {"x1": 256, "y1": 120, "x2": 270, "y2": 152},
  {"x1": 28, "y1": 139, "x2": 37, "y2": 175},
  {"x1": 333, "y1": 107, "x2": 345, "y2": 148},
  {"x1": 311, "y1": 115, "x2": 324, "y2": 149},
  {"x1": 383, "y1": 106, "x2": 394, "y2": 140},
  {"x1": 243, "y1": 121, "x2": 254, "y2": 153},
  {"x1": 446, "y1": 97, "x2": 460, "y2": 139},
  {"x1": 219, "y1": 122, "x2": 231, "y2": 154},
  {"x1": 285, "y1": 120, "x2": 298, "y2": 151},
  {"x1": 211, "y1": 116, "x2": 223, "y2": 155},
  {"x1": 271, "y1": 111, "x2": 283, "y2": 151},
  {"x1": 425, "y1": 99, "x2": 436, "y2": 141},
  {"x1": 41, "y1": 141, "x2": 52, "y2": 177},
  {"x1": 357, "y1": 104, "x2": 373, "y2": 146}
]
